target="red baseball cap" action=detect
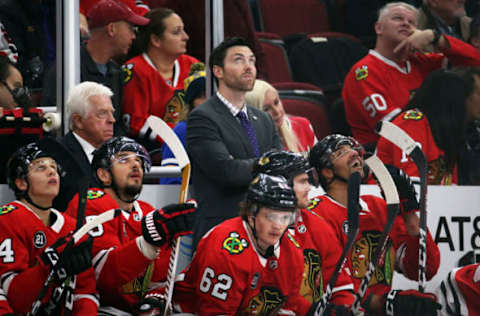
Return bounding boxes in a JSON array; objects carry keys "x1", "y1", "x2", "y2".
[{"x1": 87, "y1": 0, "x2": 150, "y2": 29}]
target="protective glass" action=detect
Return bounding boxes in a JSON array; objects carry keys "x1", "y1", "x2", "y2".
[
  {"x1": 28, "y1": 158, "x2": 59, "y2": 174},
  {"x1": 111, "y1": 153, "x2": 146, "y2": 169}
]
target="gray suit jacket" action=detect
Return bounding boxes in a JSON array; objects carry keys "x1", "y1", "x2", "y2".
[{"x1": 186, "y1": 95, "x2": 282, "y2": 245}]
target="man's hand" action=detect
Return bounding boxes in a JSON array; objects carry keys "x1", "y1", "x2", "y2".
[
  {"x1": 384, "y1": 164, "x2": 419, "y2": 214},
  {"x1": 141, "y1": 203, "x2": 196, "y2": 247},
  {"x1": 394, "y1": 29, "x2": 436, "y2": 56}
]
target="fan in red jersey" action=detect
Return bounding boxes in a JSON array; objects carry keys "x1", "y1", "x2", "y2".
[
  {"x1": 308, "y1": 134, "x2": 441, "y2": 315},
  {"x1": 0, "y1": 143, "x2": 98, "y2": 315},
  {"x1": 65, "y1": 136, "x2": 195, "y2": 315}
]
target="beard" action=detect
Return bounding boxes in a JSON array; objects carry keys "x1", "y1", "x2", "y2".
[{"x1": 124, "y1": 183, "x2": 142, "y2": 199}]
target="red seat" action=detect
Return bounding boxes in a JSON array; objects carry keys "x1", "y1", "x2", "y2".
[
  {"x1": 256, "y1": 32, "x2": 292, "y2": 83},
  {"x1": 256, "y1": 0, "x2": 330, "y2": 37},
  {"x1": 273, "y1": 84, "x2": 331, "y2": 140}
]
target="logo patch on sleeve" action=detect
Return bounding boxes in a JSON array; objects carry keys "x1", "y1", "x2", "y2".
[
  {"x1": 403, "y1": 109, "x2": 423, "y2": 120},
  {"x1": 122, "y1": 63, "x2": 134, "y2": 84},
  {"x1": 0, "y1": 204, "x2": 17, "y2": 215},
  {"x1": 222, "y1": 232, "x2": 249, "y2": 255},
  {"x1": 87, "y1": 189, "x2": 105, "y2": 200},
  {"x1": 355, "y1": 65, "x2": 369, "y2": 81}
]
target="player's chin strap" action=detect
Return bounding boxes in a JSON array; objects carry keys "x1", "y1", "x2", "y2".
[{"x1": 24, "y1": 192, "x2": 51, "y2": 211}]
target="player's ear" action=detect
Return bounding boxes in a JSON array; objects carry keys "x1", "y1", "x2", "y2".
[
  {"x1": 15, "y1": 178, "x2": 27, "y2": 192},
  {"x1": 97, "y1": 168, "x2": 112, "y2": 186},
  {"x1": 321, "y1": 168, "x2": 333, "y2": 182}
]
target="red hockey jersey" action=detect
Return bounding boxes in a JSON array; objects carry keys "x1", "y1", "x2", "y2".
[
  {"x1": 437, "y1": 263, "x2": 480, "y2": 316},
  {"x1": 0, "y1": 201, "x2": 98, "y2": 315},
  {"x1": 122, "y1": 53, "x2": 199, "y2": 143},
  {"x1": 342, "y1": 35, "x2": 480, "y2": 145},
  {"x1": 173, "y1": 217, "x2": 311, "y2": 315},
  {"x1": 376, "y1": 109, "x2": 458, "y2": 185},
  {"x1": 65, "y1": 188, "x2": 171, "y2": 313},
  {"x1": 291, "y1": 209, "x2": 354, "y2": 306},
  {"x1": 308, "y1": 194, "x2": 440, "y2": 298},
  {"x1": 287, "y1": 115, "x2": 318, "y2": 152}
]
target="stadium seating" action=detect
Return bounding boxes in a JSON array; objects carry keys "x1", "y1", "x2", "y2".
[{"x1": 256, "y1": 32, "x2": 292, "y2": 83}]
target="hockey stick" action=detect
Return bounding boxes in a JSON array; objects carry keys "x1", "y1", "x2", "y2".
[
  {"x1": 28, "y1": 209, "x2": 122, "y2": 315},
  {"x1": 351, "y1": 155, "x2": 400, "y2": 314},
  {"x1": 376, "y1": 120, "x2": 428, "y2": 292},
  {"x1": 312, "y1": 171, "x2": 361, "y2": 316},
  {"x1": 146, "y1": 116, "x2": 191, "y2": 315}
]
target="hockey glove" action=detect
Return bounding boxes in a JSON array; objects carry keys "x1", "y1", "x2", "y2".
[
  {"x1": 384, "y1": 164, "x2": 419, "y2": 213},
  {"x1": 136, "y1": 294, "x2": 166, "y2": 316},
  {"x1": 141, "y1": 202, "x2": 196, "y2": 246},
  {"x1": 40, "y1": 233, "x2": 93, "y2": 283},
  {"x1": 383, "y1": 289, "x2": 440, "y2": 316}
]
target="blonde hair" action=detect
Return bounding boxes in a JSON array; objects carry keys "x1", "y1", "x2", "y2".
[
  {"x1": 245, "y1": 80, "x2": 303, "y2": 152},
  {"x1": 377, "y1": 2, "x2": 418, "y2": 23}
]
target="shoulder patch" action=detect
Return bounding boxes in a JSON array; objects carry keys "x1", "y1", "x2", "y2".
[
  {"x1": 403, "y1": 109, "x2": 424, "y2": 120},
  {"x1": 0, "y1": 204, "x2": 17, "y2": 215},
  {"x1": 122, "y1": 63, "x2": 134, "y2": 84},
  {"x1": 222, "y1": 231, "x2": 249, "y2": 255},
  {"x1": 355, "y1": 65, "x2": 369, "y2": 81},
  {"x1": 307, "y1": 197, "x2": 322, "y2": 211},
  {"x1": 87, "y1": 189, "x2": 105, "y2": 200}
]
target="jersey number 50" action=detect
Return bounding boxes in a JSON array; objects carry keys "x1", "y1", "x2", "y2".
[{"x1": 199, "y1": 267, "x2": 232, "y2": 301}]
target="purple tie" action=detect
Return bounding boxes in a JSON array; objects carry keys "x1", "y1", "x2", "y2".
[{"x1": 237, "y1": 111, "x2": 260, "y2": 157}]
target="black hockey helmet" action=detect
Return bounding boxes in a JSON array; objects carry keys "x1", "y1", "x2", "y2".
[
  {"x1": 247, "y1": 173, "x2": 297, "y2": 212},
  {"x1": 309, "y1": 134, "x2": 364, "y2": 172},
  {"x1": 7, "y1": 143, "x2": 60, "y2": 197},
  {"x1": 254, "y1": 150, "x2": 310, "y2": 182},
  {"x1": 92, "y1": 136, "x2": 152, "y2": 183}
]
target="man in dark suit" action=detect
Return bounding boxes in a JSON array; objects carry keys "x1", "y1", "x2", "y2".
[
  {"x1": 186, "y1": 37, "x2": 282, "y2": 247},
  {"x1": 40, "y1": 81, "x2": 115, "y2": 211}
]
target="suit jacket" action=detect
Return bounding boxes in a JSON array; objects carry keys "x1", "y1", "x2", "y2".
[
  {"x1": 38, "y1": 132, "x2": 99, "y2": 212},
  {"x1": 186, "y1": 95, "x2": 282, "y2": 245}
]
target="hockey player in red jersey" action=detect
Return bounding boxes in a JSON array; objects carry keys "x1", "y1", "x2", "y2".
[
  {"x1": 342, "y1": 2, "x2": 480, "y2": 149},
  {"x1": 436, "y1": 263, "x2": 480, "y2": 316},
  {"x1": 308, "y1": 134, "x2": 441, "y2": 315},
  {"x1": 174, "y1": 174, "x2": 331, "y2": 315},
  {"x1": 65, "y1": 136, "x2": 195, "y2": 314},
  {"x1": 0, "y1": 143, "x2": 98, "y2": 315},
  {"x1": 253, "y1": 150, "x2": 355, "y2": 310}
]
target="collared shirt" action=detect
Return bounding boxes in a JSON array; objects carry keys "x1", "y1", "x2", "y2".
[
  {"x1": 72, "y1": 132, "x2": 96, "y2": 163},
  {"x1": 216, "y1": 91, "x2": 249, "y2": 119}
]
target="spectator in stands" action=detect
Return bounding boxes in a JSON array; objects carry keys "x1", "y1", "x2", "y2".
[
  {"x1": 376, "y1": 68, "x2": 480, "y2": 185},
  {"x1": 42, "y1": 0, "x2": 149, "y2": 136},
  {"x1": 0, "y1": 55, "x2": 23, "y2": 110},
  {"x1": 245, "y1": 79, "x2": 317, "y2": 152},
  {"x1": 122, "y1": 7, "x2": 200, "y2": 151},
  {"x1": 160, "y1": 62, "x2": 206, "y2": 185},
  {"x1": 342, "y1": 1, "x2": 480, "y2": 151},
  {"x1": 65, "y1": 136, "x2": 195, "y2": 315},
  {"x1": 186, "y1": 37, "x2": 282, "y2": 248},
  {"x1": 79, "y1": 0, "x2": 150, "y2": 38},
  {"x1": 418, "y1": 0, "x2": 471, "y2": 45},
  {"x1": 38, "y1": 81, "x2": 114, "y2": 211},
  {"x1": 0, "y1": 143, "x2": 97, "y2": 314}
]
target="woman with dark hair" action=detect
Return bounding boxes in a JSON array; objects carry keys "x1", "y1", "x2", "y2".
[
  {"x1": 376, "y1": 68, "x2": 480, "y2": 184},
  {"x1": 121, "y1": 7, "x2": 200, "y2": 149}
]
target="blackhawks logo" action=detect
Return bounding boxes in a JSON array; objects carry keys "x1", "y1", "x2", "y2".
[
  {"x1": 403, "y1": 109, "x2": 424, "y2": 120},
  {"x1": 122, "y1": 63, "x2": 134, "y2": 84},
  {"x1": 222, "y1": 232, "x2": 249, "y2": 255},
  {"x1": 87, "y1": 189, "x2": 105, "y2": 200},
  {"x1": 0, "y1": 204, "x2": 17, "y2": 215},
  {"x1": 355, "y1": 65, "x2": 369, "y2": 81}
]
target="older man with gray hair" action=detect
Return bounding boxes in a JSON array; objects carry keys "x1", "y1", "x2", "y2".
[{"x1": 39, "y1": 81, "x2": 115, "y2": 211}]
